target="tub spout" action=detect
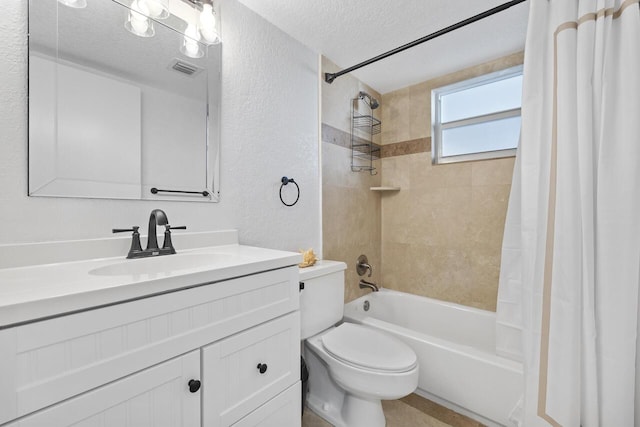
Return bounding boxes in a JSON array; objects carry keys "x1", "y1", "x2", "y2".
[{"x1": 359, "y1": 279, "x2": 379, "y2": 292}]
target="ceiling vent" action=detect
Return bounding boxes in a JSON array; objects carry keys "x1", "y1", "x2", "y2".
[{"x1": 169, "y1": 59, "x2": 203, "y2": 77}]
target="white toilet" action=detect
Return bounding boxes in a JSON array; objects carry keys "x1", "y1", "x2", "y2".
[{"x1": 300, "y1": 261, "x2": 419, "y2": 427}]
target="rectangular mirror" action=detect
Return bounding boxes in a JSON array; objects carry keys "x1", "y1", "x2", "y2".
[{"x1": 28, "y1": 0, "x2": 221, "y2": 202}]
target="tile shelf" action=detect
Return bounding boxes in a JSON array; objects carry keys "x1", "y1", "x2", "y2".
[{"x1": 370, "y1": 186, "x2": 401, "y2": 192}]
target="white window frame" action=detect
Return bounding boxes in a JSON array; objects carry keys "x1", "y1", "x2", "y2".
[{"x1": 431, "y1": 65, "x2": 523, "y2": 164}]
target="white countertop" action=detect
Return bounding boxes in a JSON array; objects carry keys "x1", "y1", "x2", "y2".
[{"x1": 0, "y1": 237, "x2": 301, "y2": 328}]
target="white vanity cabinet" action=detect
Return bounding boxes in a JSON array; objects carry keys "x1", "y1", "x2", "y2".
[{"x1": 0, "y1": 266, "x2": 301, "y2": 427}]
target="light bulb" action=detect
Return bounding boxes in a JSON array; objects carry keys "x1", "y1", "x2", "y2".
[
  {"x1": 130, "y1": 13, "x2": 150, "y2": 35},
  {"x1": 198, "y1": 4, "x2": 221, "y2": 44},
  {"x1": 125, "y1": 0, "x2": 155, "y2": 37},
  {"x1": 57, "y1": 0, "x2": 87, "y2": 9},
  {"x1": 180, "y1": 24, "x2": 204, "y2": 59},
  {"x1": 139, "y1": 0, "x2": 169, "y2": 19}
]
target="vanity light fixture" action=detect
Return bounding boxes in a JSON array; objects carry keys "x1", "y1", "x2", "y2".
[
  {"x1": 141, "y1": 0, "x2": 170, "y2": 19},
  {"x1": 180, "y1": 23, "x2": 204, "y2": 58},
  {"x1": 57, "y1": 0, "x2": 87, "y2": 9},
  {"x1": 198, "y1": 1, "x2": 221, "y2": 44},
  {"x1": 125, "y1": 0, "x2": 156, "y2": 37},
  {"x1": 58, "y1": 0, "x2": 220, "y2": 45},
  {"x1": 123, "y1": 0, "x2": 221, "y2": 52}
]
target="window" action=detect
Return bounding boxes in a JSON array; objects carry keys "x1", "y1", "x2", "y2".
[{"x1": 431, "y1": 65, "x2": 523, "y2": 164}]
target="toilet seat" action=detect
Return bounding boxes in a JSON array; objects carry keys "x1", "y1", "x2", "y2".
[{"x1": 321, "y1": 323, "x2": 417, "y2": 373}]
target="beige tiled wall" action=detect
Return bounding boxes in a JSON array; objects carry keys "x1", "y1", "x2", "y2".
[
  {"x1": 381, "y1": 52, "x2": 524, "y2": 145},
  {"x1": 379, "y1": 53, "x2": 522, "y2": 311},
  {"x1": 381, "y1": 155, "x2": 514, "y2": 311},
  {"x1": 321, "y1": 57, "x2": 382, "y2": 302},
  {"x1": 321, "y1": 53, "x2": 522, "y2": 310}
]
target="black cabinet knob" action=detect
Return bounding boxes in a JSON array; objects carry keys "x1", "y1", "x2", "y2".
[
  {"x1": 188, "y1": 379, "x2": 201, "y2": 393},
  {"x1": 257, "y1": 363, "x2": 268, "y2": 374}
]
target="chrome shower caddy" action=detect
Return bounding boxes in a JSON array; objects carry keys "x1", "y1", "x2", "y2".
[{"x1": 350, "y1": 93, "x2": 381, "y2": 175}]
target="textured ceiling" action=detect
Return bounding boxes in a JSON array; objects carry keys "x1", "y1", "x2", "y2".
[{"x1": 235, "y1": 0, "x2": 529, "y2": 94}]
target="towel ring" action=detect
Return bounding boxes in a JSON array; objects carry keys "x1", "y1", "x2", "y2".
[{"x1": 280, "y1": 176, "x2": 300, "y2": 207}]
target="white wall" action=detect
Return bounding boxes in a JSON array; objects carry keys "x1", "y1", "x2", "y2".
[{"x1": 0, "y1": 0, "x2": 320, "y2": 253}]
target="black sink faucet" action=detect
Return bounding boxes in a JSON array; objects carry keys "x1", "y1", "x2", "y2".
[
  {"x1": 146, "y1": 209, "x2": 169, "y2": 251},
  {"x1": 113, "y1": 209, "x2": 186, "y2": 258}
]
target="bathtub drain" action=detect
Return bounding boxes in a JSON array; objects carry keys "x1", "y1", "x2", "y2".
[{"x1": 363, "y1": 300, "x2": 370, "y2": 311}]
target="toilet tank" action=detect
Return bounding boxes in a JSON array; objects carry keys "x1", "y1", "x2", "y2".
[{"x1": 299, "y1": 260, "x2": 347, "y2": 339}]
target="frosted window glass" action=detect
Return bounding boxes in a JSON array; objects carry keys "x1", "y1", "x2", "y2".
[
  {"x1": 441, "y1": 75, "x2": 522, "y2": 123},
  {"x1": 442, "y1": 116, "x2": 520, "y2": 157}
]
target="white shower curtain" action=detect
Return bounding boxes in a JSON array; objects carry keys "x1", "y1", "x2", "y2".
[{"x1": 496, "y1": 0, "x2": 640, "y2": 426}]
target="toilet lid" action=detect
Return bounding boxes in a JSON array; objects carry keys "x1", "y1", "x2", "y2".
[{"x1": 321, "y1": 323, "x2": 417, "y2": 372}]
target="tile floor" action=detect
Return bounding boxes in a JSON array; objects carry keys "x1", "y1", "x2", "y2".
[{"x1": 302, "y1": 394, "x2": 486, "y2": 427}]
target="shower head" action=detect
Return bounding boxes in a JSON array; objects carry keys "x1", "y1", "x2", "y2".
[{"x1": 358, "y1": 91, "x2": 379, "y2": 110}]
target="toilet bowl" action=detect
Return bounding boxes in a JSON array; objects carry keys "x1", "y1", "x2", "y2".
[
  {"x1": 300, "y1": 261, "x2": 419, "y2": 427},
  {"x1": 305, "y1": 323, "x2": 419, "y2": 427}
]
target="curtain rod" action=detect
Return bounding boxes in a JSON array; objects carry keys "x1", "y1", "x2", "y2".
[{"x1": 324, "y1": 0, "x2": 528, "y2": 84}]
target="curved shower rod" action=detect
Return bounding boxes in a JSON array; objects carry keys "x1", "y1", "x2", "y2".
[{"x1": 324, "y1": 0, "x2": 528, "y2": 84}]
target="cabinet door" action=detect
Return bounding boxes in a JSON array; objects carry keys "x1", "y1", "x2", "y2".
[
  {"x1": 8, "y1": 351, "x2": 200, "y2": 427},
  {"x1": 232, "y1": 383, "x2": 301, "y2": 427},
  {"x1": 202, "y1": 312, "x2": 300, "y2": 427}
]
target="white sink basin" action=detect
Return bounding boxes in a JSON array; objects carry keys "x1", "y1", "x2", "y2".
[{"x1": 89, "y1": 253, "x2": 236, "y2": 277}]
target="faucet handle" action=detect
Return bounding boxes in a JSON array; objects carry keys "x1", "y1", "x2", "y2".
[
  {"x1": 162, "y1": 225, "x2": 186, "y2": 253},
  {"x1": 356, "y1": 254, "x2": 373, "y2": 277},
  {"x1": 112, "y1": 226, "x2": 140, "y2": 234},
  {"x1": 113, "y1": 226, "x2": 143, "y2": 258},
  {"x1": 166, "y1": 225, "x2": 187, "y2": 231}
]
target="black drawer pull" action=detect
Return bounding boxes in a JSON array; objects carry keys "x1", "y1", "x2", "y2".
[
  {"x1": 188, "y1": 379, "x2": 201, "y2": 393},
  {"x1": 257, "y1": 363, "x2": 268, "y2": 374}
]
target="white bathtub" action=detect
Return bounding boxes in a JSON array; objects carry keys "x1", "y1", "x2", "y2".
[{"x1": 343, "y1": 289, "x2": 523, "y2": 427}]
